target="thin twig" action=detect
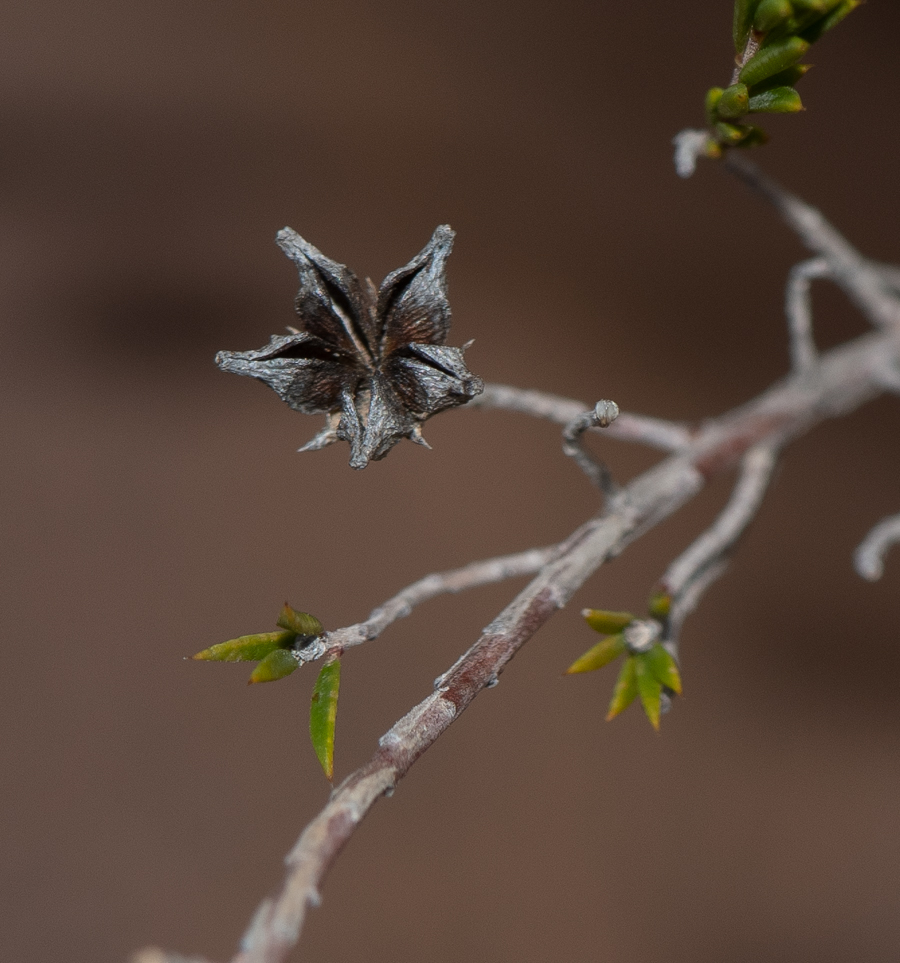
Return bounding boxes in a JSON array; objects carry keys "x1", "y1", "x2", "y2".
[
  {"x1": 149, "y1": 315, "x2": 899, "y2": 963},
  {"x1": 316, "y1": 544, "x2": 560, "y2": 658},
  {"x1": 147, "y1": 175, "x2": 900, "y2": 963},
  {"x1": 724, "y1": 154, "x2": 900, "y2": 331},
  {"x1": 561, "y1": 400, "x2": 620, "y2": 493},
  {"x1": 662, "y1": 445, "x2": 779, "y2": 650},
  {"x1": 877, "y1": 262, "x2": 900, "y2": 294},
  {"x1": 785, "y1": 258, "x2": 830, "y2": 373},
  {"x1": 854, "y1": 513, "x2": 900, "y2": 581},
  {"x1": 471, "y1": 383, "x2": 693, "y2": 451}
]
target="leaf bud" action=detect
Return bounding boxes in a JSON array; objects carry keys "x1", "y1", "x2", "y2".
[
  {"x1": 717, "y1": 83, "x2": 750, "y2": 120},
  {"x1": 276, "y1": 605, "x2": 324, "y2": 638}
]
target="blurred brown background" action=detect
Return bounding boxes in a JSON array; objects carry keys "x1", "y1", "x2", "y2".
[{"x1": 3, "y1": 1, "x2": 900, "y2": 961}]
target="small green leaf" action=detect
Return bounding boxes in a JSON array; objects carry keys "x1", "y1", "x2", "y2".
[
  {"x1": 734, "y1": 0, "x2": 763, "y2": 52},
  {"x1": 753, "y1": 0, "x2": 794, "y2": 34},
  {"x1": 276, "y1": 605, "x2": 324, "y2": 638},
  {"x1": 739, "y1": 36, "x2": 810, "y2": 88},
  {"x1": 193, "y1": 630, "x2": 296, "y2": 662},
  {"x1": 249, "y1": 648, "x2": 299, "y2": 684},
  {"x1": 566, "y1": 634, "x2": 626, "y2": 674},
  {"x1": 606, "y1": 657, "x2": 638, "y2": 721},
  {"x1": 647, "y1": 591, "x2": 671, "y2": 621},
  {"x1": 705, "y1": 87, "x2": 724, "y2": 124},
  {"x1": 717, "y1": 83, "x2": 750, "y2": 120},
  {"x1": 644, "y1": 644, "x2": 683, "y2": 695},
  {"x1": 747, "y1": 63, "x2": 811, "y2": 95},
  {"x1": 734, "y1": 125, "x2": 769, "y2": 148},
  {"x1": 310, "y1": 659, "x2": 341, "y2": 780},
  {"x1": 715, "y1": 121, "x2": 753, "y2": 145},
  {"x1": 748, "y1": 86, "x2": 803, "y2": 113},
  {"x1": 634, "y1": 655, "x2": 663, "y2": 731},
  {"x1": 582, "y1": 609, "x2": 635, "y2": 635},
  {"x1": 799, "y1": 0, "x2": 858, "y2": 43}
]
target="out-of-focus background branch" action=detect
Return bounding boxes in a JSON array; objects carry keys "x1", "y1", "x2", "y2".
[{"x1": 3, "y1": 2, "x2": 900, "y2": 962}]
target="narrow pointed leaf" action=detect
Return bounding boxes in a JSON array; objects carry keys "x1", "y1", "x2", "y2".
[
  {"x1": 634, "y1": 656, "x2": 663, "y2": 731},
  {"x1": 310, "y1": 659, "x2": 341, "y2": 780},
  {"x1": 566, "y1": 634, "x2": 626, "y2": 674},
  {"x1": 715, "y1": 121, "x2": 753, "y2": 145},
  {"x1": 748, "y1": 86, "x2": 803, "y2": 113},
  {"x1": 606, "y1": 657, "x2": 638, "y2": 721},
  {"x1": 193, "y1": 630, "x2": 296, "y2": 662},
  {"x1": 276, "y1": 605, "x2": 324, "y2": 637},
  {"x1": 249, "y1": 648, "x2": 299, "y2": 684},
  {"x1": 739, "y1": 36, "x2": 809, "y2": 88},
  {"x1": 582, "y1": 609, "x2": 635, "y2": 635},
  {"x1": 799, "y1": 0, "x2": 858, "y2": 42},
  {"x1": 748, "y1": 63, "x2": 811, "y2": 95},
  {"x1": 645, "y1": 644, "x2": 683, "y2": 695}
]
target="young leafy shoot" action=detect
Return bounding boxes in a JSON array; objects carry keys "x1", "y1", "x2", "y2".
[
  {"x1": 701, "y1": 0, "x2": 860, "y2": 156},
  {"x1": 310, "y1": 659, "x2": 341, "y2": 780},
  {"x1": 191, "y1": 604, "x2": 323, "y2": 684},
  {"x1": 568, "y1": 603, "x2": 683, "y2": 730}
]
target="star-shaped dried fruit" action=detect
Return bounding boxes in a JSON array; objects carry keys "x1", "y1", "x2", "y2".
[{"x1": 216, "y1": 226, "x2": 483, "y2": 469}]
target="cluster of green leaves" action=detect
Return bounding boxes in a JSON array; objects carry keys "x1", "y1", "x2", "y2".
[
  {"x1": 704, "y1": 0, "x2": 859, "y2": 154},
  {"x1": 193, "y1": 605, "x2": 341, "y2": 779},
  {"x1": 566, "y1": 594, "x2": 682, "y2": 731}
]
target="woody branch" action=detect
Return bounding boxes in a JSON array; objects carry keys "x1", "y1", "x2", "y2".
[{"x1": 139, "y1": 167, "x2": 900, "y2": 963}]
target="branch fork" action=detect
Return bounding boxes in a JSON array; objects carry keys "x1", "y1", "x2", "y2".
[{"x1": 146, "y1": 162, "x2": 900, "y2": 963}]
